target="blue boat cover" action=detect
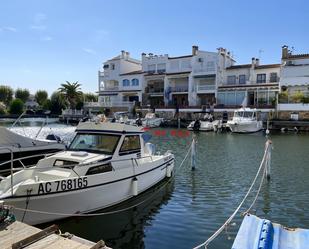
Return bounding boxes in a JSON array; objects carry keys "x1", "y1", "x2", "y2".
[{"x1": 232, "y1": 214, "x2": 309, "y2": 249}]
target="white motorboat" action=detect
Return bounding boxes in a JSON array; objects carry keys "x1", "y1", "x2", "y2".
[
  {"x1": 187, "y1": 112, "x2": 218, "y2": 132},
  {"x1": 142, "y1": 113, "x2": 163, "y2": 128},
  {"x1": 227, "y1": 108, "x2": 263, "y2": 133},
  {"x1": 0, "y1": 122, "x2": 174, "y2": 225}
]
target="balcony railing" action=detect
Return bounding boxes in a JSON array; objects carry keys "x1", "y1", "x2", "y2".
[
  {"x1": 146, "y1": 88, "x2": 164, "y2": 93},
  {"x1": 99, "y1": 86, "x2": 119, "y2": 91},
  {"x1": 197, "y1": 85, "x2": 216, "y2": 91},
  {"x1": 171, "y1": 87, "x2": 189, "y2": 92}
]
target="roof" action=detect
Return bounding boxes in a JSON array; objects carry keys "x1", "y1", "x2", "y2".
[
  {"x1": 168, "y1": 55, "x2": 193, "y2": 60},
  {"x1": 284, "y1": 54, "x2": 309, "y2": 60},
  {"x1": 255, "y1": 64, "x2": 281, "y2": 69},
  {"x1": 226, "y1": 63, "x2": 280, "y2": 70},
  {"x1": 226, "y1": 64, "x2": 252, "y2": 70},
  {"x1": 76, "y1": 122, "x2": 144, "y2": 134},
  {"x1": 166, "y1": 71, "x2": 191, "y2": 76},
  {"x1": 119, "y1": 70, "x2": 143, "y2": 76}
]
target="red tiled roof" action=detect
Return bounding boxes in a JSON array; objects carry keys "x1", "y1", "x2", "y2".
[{"x1": 284, "y1": 54, "x2": 309, "y2": 60}]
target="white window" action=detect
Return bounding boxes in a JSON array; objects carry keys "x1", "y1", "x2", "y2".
[
  {"x1": 206, "y1": 61, "x2": 215, "y2": 71},
  {"x1": 227, "y1": 75, "x2": 236, "y2": 84},
  {"x1": 132, "y1": 78, "x2": 139, "y2": 86},
  {"x1": 123, "y1": 79, "x2": 130, "y2": 86},
  {"x1": 148, "y1": 64, "x2": 156, "y2": 73}
]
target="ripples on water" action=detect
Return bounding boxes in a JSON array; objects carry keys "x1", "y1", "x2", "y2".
[{"x1": 3, "y1": 121, "x2": 309, "y2": 249}]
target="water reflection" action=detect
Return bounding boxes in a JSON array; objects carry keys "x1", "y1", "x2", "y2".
[{"x1": 53, "y1": 179, "x2": 175, "y2": 249}]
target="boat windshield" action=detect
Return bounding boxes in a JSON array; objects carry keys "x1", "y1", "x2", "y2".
[{"x1": 69, "y1": 133, "x2": 120, "y2": 155}]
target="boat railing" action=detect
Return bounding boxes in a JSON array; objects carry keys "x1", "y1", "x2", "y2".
[
  {"x1": 0, "y1": 152, "x2": 57, "y2": 174},
  {"x1": 0, "y1": 147, "x2": 14, "y2": 196}
]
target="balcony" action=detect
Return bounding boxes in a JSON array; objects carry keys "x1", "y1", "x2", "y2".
[
  {"x1": 99, "y1": 86, "x2": 119, "y2": 92},
  {"x1": 171, "y1": 86, "x2": 188, "y2": 93},
  {"x1": 197, "y1": 84, "x2": 216, "y2": 92}
]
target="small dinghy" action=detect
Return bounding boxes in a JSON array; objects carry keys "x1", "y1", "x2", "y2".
[
  {"x1": 232, "y1": 214, "x2": 309, "y2": 249},
  {"x1": 0, "y1": 122, "x2": 174, "y2": 225}
]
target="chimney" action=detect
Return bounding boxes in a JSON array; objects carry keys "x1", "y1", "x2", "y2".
[
  {"x1": 251, "y1": 57, "x2": 256, "y2": 68},
  {"x1": 125, "y1": 51, "x2": 130, "y2": 59},
  {"x1": 192, "y1": 45, "x2": 198, "y2": 56},
  {"x1": 121, "y1": 50, "x2": 125, "y2": 59},
  {"x1": 255, "y1": 58, "x2": 260, "y2": 66},
  {"x1": 282, "y1": 45, "x2": 289, "y2": 59}
]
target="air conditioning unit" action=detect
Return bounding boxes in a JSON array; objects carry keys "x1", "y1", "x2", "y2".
[{"x1": 198, "y1": 58, "x2": 203, "y2": 62}]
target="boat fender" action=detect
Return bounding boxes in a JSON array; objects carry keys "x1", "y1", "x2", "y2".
[
  {"x1": 132, "y1": 177, "x2": 138, "y2": 196},
  {"x1": 257, "y1": 219, "x2": 274, "y2": 249},
  {"x1": 166, "y1": 165, "x2": 172, "y2": 178}
]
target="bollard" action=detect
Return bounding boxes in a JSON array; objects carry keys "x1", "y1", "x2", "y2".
[
  {"x1": 191, "y1": 137, "x2": 196, "y2": 171},
  {"x1": 265, "y1": 119, "x2": 270, "y2": 135},
  {"x1": 178, "y1": 117, "x2": 180, "y2": 129}
]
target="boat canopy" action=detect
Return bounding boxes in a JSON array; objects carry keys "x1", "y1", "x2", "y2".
[
  {"x1": 232, "y1": 214, "x2": 309, "y2": 249},
  {"x1": 0, "y1": 127, "x2": 54, "y2": 148},
  {"x1": 76, "y1": 122, "x2": 144, "y2": 134}
]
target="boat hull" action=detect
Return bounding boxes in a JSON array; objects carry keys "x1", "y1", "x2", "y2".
[
  {"x1": 227, "y1": 121, "x2": 263, "y2": 133},
  {"x1": 4, "y1": 158, "x2": 174, "y2": 225}
]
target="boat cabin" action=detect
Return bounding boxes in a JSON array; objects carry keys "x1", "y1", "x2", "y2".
[{"x1": 233, "y1": 108, "x2": 260, "y2": 120}]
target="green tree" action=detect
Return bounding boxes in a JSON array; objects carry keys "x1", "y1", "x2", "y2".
[
  {"x1": 50, "y1": 92, "x2": 66, "y2": 114},
  {"x1": 42, "y1": 99, "x2": 52, "y2": 110},
  {"x1": 9, "y1": 98, "x2": 24, "y2": 114},
  {"x1": 0, "y1": 85, "x2": 13, "y2": 106},
  {"x1": 35, "y1": 90, "x2": 48, "y2": 106},
  {"x1": 15, "y1": 88, "x2": 30, "y2": 102},
  {"x1": 58, "y1": 81, "x2": 83, "y2": 108},
  {"x1": 84, "y1": 93, "x2": 98, "y2": 102}
]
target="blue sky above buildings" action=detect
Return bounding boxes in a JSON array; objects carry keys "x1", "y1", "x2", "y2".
[{"x1": 0, "y1": 0, "x2": 308, "y2": 94}]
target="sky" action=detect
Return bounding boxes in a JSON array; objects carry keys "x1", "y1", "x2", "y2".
[{"x1": 0, "y1": 0, "x2": 309, "y2": 95}]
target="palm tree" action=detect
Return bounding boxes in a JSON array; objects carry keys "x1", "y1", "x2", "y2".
[{"x1": 58, "y1": 81, "x2": 83, "y2": 109}]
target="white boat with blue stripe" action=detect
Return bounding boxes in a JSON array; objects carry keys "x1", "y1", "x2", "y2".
[{"x1": 0, "y1": 122, "x2": 174, "y2": 225}]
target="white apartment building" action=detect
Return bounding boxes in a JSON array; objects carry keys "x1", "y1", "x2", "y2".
[
  {"x1": 98, "y1": 50, "x2": 143, "y2": 109},
  {"x1": 280, "y1": 45, "x2": 309, "y2": 97},
  {"x1": 142, "y1": 46, "x2": 234, "y2": 108},
  {"x1": 217, "y1": 58, "x2": 280, "y2": 107},
  {"x1": 96, "y1": 45, "x2": 309, "y2": 111}
]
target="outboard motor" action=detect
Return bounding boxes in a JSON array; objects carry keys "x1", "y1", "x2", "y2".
[
  {"x1": 222, "y1": 111, "x2": 228, "y2": 123},
  {"x1": 46, "y1": 134, "x2": 61, "y2": 143},
  {"x1": 136, "y1": 117, "x2": 142, "y2": 126},
  {"x1": 193, "y1": 120, "x2": 201, "y2": 131}
]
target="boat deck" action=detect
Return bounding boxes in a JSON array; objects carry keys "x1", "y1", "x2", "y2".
[{"x1": 0, "y1": 221, "x2": 110, "y2": 249}]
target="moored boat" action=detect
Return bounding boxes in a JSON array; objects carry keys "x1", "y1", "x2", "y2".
[
  {"x1": 142, "y1": 112, "x2": 164, "y2": 128},
  {"x1": 187, "y1": 112, "x2": 218, "y2": 132},
  {"x1": 0, "y1": 122, "x2": 174, "y2": 225},
  {"x1": 227, "y1": 108, "x2": 263, "y2": 133}
]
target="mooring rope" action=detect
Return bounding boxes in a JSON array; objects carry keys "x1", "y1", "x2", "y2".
[
  {"x1": 193, "y1": 140, "x2": 272, "y2": 249},
  {"x1": 9, "y1": 139, "x2": 194, "y2": 218}
]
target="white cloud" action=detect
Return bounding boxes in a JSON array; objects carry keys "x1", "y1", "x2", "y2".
[
  {"x1": 3, "y1": 26, "x2": 17, "y2": 32},
  {"x1": 83, "y1": 48, "x2": 96, "y2": 55},
  {"x1": 34, "y1": 13, "x2": 47, "y2": 23},
  {"x1": 30, "y1": 25, "x2": 47, "y2": 31},
  {"x1": 41, "y1": 36, "x2": 52, "y2": 41}
]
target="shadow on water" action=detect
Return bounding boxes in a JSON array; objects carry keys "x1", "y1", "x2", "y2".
[{"x1": 38, "y1": 178, "x2": 175, "y2": 249}]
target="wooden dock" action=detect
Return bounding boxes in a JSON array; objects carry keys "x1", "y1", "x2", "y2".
[{"x1": 0, "y1": 221, "x2": 110, "y2": 249}]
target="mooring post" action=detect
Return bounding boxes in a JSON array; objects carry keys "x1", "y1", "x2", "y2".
[
  {"x1": 191, "y1": 136, "x2": 196, "y2": 170},
  {"x1": 265, "y1": 140, "x2": 272, "y2": 180},
  {"x1": 178, "y1": 117, "x2": 180, "y2": 129},
  {"x1": 265, "y1": 119, "x2": 270, "y2": 135}
]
